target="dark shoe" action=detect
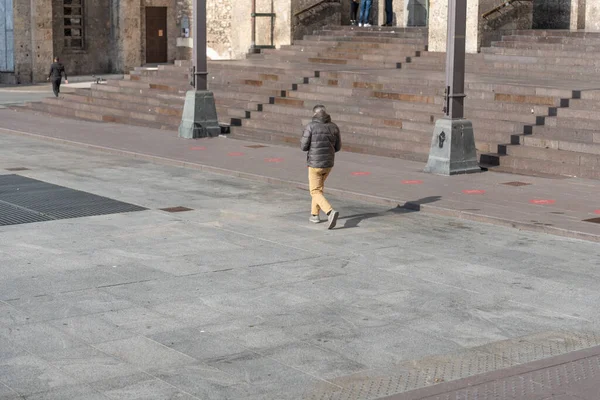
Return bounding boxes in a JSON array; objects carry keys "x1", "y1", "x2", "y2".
[{"x1": 327, "y1": 210, "x2": 339, "y2": 230}]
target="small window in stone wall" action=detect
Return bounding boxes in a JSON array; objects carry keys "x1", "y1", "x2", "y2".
[{"x1": 64, "y1": 0, "x2": 84, "y2": 49}]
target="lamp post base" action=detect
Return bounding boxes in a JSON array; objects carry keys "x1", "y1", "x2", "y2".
[
  {"x1": 424, "y1": 118, "x2": 482, "y2": 175},
  {"x1": 178, "y1": 90, "x2": 221, "y2": 139}
]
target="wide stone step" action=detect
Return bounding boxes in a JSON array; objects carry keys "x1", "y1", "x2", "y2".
[
  {"x1": 519, "y1": 135, "x2": 600, "y2": 155},
  {"x1": 243, "y1": 111, "x2": 427, "y2": 139},
  {"x1": 556, "y1": 107, "x2": 600, "y2": 120},
  {"x1": 546, "y1": 116, "x2": 600, "y2": 130},
  {"x1": 481, "y1": 46, "x2": 600, "y2": 60},
  {"x1": 86, "y1": 87, "x2": 185, "y2": 105},
  {"x1": 211, "y1": 91, "x2": 272, "y2": 105},
  {"x1": 92, "y1": 84, "x2": 187, "y2": 97},
  {"x1": 261, "y1": 102, "x2": 439, "y2": 125},
  {"x1": 488, "y1": 154, "x2": 587, "y2": 178},
  {"x1": 59, "y1": 94, "x2": 183, "y2": 118},
  {"x1": 501, "y1": 34, "x2": 600, "y2": 45},
  {"x1": 528, "y1": 126, "x2": 600, "y2": 143},
  {"x1": 254, "y1": 106, "x2": 424, "y2": 133},
  {"x1": 289, "y1": 40, "x2": 426, "y2": 51},
  {"x1": 491, "y1": 41, "x2": 600, "y2": 52},
  {"x1": 302, "y1": 35, "x2": 427, "y2": 45},
  {"x1": 26, "y1": 102, "x2": 180, "y2": 131},
  {"x1": 317, "y1": 28, "x2": 426, "y2": 38},
  {"x1": 229, "y1": 126, "x2": 430, "y2": 161},
  {"x1": 42, "y1": 98, "x2": 182, "y2": 126},
  {"x1": 504, "y1": 143, "x2": 600, "y2": 167}
]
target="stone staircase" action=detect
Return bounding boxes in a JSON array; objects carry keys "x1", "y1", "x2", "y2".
[{"x1": 16, "y1": 26, "x2": 600, "y2": 179}]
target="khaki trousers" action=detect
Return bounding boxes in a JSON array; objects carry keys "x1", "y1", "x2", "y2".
[{"x1": 308, "y1": 167, "x2": 333, "y2": 215}]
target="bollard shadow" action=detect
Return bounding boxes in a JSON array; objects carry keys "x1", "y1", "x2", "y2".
[{"x1": 339, "y1": 196, "x2": 441, "y2": 229}]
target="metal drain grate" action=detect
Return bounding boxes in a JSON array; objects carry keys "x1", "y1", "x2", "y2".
[
  {"x1": 0, "y1": 175, "x2": 146, "y2": 226},
  {"x1": 245, "y1": 144, "x2": 268, "y2": 149},
  {"x1": 5, "y1": 167, "x2": 30, "y2": 171},
  {"x1": 501, "y1": 181, "x2": 531, "y2": 187}
]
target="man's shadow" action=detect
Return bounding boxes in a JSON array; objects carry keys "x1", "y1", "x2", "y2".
[{"x1": 339, "y1": 196, "x2": 441, "y2": 229}]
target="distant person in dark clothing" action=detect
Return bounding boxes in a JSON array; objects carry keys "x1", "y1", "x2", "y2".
[
  {"x1": 350, "y1": 0, "x2": 359, "y2": 25},
  {"x1": 383, "y1": 0, "x2": 394, "y2": 26},
  {"x1": 48, "y1": 57, "x2": 68, "y2": 97}
]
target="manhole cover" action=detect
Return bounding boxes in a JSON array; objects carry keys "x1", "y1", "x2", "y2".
[
  {"x1": 160, "y1": 207, "x2": 193, "y2": 213},
  {"x1": 501, "y1": 181, "x2": 531, "y2": 186},
  {"x1": 0, "y1": 175, "x2": 146, "y2": 226}
]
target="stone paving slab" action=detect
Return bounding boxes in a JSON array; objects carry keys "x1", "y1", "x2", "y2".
[
  {"x1": 0, "y1": 133, "x2": 599, "y2": 398},
  {"x1": 0, "y1": 109, "x2": 598, "y2": 242}
]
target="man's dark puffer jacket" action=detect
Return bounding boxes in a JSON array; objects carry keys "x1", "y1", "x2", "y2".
[{"x1": 301, "y1": 111, "x2": 342, "y2": 168}]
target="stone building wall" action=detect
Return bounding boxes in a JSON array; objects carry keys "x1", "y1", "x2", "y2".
[
  {"x1": 206, "y1": 0, "x2": 233, "y2": 59},
  {"x1": 12, "y1": 0, "x2": 32, "y2": 83},
  {"x1": 13, "y1": 0, "x2": 54, "y2": 83},
  {"x1": 51, "y1": 0, "x2": 112, "y2": 77}
]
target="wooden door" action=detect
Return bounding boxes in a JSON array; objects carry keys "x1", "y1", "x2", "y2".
[{"x1": 146, "y1": 7, "x2": 168, "y2": 64}]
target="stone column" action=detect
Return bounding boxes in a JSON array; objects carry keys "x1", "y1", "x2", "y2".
[
  {"x1": 428, "y1": 0, "x2": 480, "y2": 53},
  {"x1": 118, "y1": 0, "x2": 142, "y2": 72},
  {"x1": 30, "y1": 0, "x2": 54, "y2": 82},
  {"x1": 586, "y1": 0, "x2": 600, "y2": 31}
]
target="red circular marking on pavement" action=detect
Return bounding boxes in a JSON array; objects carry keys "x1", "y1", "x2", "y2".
[
  {"x1": 462, "y1": 189, "x2": 486, "y2": 195},
  {"x1": 351, "y1": 171, "x2": 371, "y2": 176},
  {"x1": 402, "y1": 180, "x2": 424, "y2": 185},
  {"x1": 228, "y1": 152, "x2": 245, "y2": 157},
  {"x1": 265, "y1": 158, "x2": 284, "y2": 163},
  {"x1": 595, "y1": 210, "x2": 600, "y2": 215},
  {"x1": 529, "y1": 199, "x2": 556, "y2": 205},
  {"x1": 189, "y1": 146, "x2": 206, "y2": 151}
]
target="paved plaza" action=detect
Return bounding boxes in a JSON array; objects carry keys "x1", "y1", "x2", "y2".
[{"x1": 0, "y1": 130, "x2": 600, "y2": 399}]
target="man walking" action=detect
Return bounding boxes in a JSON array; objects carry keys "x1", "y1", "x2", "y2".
[
  {"x1": 301, "y1": 105, "x2": 341, "y2": 230},
  {"x1": 383, "y1": 0, "x2": 394, "y2": 26},
  {"x1": 48, "y1": 57, "x2": 68, "y2": 97}
]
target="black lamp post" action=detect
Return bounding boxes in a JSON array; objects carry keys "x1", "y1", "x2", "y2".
[
  {"x1": 424, "y1": 0, "x2": 481, "y2": 175},
  {"x1": 178, "y1": 0, "x2": 221, "y2": 139}
]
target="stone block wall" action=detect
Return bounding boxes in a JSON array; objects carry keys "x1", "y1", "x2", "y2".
[
  {"x1": 429, "y1": 0, "x2": 480, "y2": 53},
  {"x1": 51, "y1": 0, "x2": 112, "y2": 77},
  {"x1": 12, "y1": 0, "x2": 32, "y2": 82},
  {"x1": 206, "y1": 0, "x2": 233, "y2": 59},
  {"x1": 13, "y1": 0, "x2": 54, "y2": 83}
]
